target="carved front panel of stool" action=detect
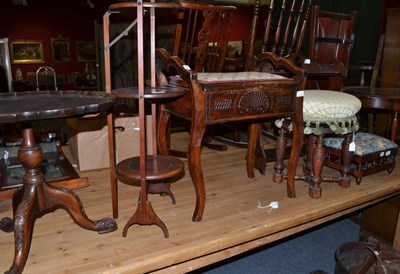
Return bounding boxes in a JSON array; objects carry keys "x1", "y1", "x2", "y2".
[{"x1": 206, "y1": 87, "x2": 296, "y2": 123}]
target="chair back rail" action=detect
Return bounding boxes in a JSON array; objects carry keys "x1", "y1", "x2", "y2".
[
  {"x1": 308, "y1": 5, "x2": 357, "y2": 68},
  {"x1": 262, "y1": 0, "x2": 311, "y2": 57},
  {"x1": 174, "y1": 1, "x2": 236, "y2": 73},
  {"x1": 241, "y1": 0, "x2": 312, "y2": 72}
]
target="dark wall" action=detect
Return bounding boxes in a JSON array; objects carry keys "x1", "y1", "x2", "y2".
[
  {"x1": 1, "y1": 0, "x2": 399, "y2": 86},
  {"x1": 0, "y1": 0, "x2": 115, "y2": 81},
  {"x1": 313, "y1": 0, "x2": 383, "y2": 67}
]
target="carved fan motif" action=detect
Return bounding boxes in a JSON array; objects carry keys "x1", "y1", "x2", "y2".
[{"x1": 238, "y1": 89, "x2": 270, "y2": 114}]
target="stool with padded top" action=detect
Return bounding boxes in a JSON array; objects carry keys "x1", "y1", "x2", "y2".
[
  {"x1": 324, "y1": 132, "x2": 398, "y2": 184},
  {"x1": 274, "y1": 89, "x2": 362, "y2": 198}
]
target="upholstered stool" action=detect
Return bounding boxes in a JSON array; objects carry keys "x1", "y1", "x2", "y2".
[
  {"x1": 324, "y1": 132, "x2": 398, "y2": 184},
  {"x1": 274, "y1": 89, "x2": 362, "y2": 198}
]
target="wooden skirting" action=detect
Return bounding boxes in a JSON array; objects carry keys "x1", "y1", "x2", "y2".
[{"x1": 1, "y1": 133, "x2": 400, "y2": 273}]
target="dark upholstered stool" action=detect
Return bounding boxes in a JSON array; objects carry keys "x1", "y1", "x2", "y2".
[{"x1": 324, "y1": 132, "x2": 398, "y2": 184}]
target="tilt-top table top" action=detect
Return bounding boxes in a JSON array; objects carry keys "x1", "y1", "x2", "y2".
[{"x1": 0, "y1": 90, "x2": 115, "y2": 123}]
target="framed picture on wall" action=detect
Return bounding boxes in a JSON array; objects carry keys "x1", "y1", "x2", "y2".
[
  {"x1": 9, "y1": 39, "x2": 44, "y2": 64},
  {"x1": 76, "y1": 41, "x2": 96, "y2": 62},
  {"x1": 51, "y1": 37, "x2": 71, "y2": 63}
]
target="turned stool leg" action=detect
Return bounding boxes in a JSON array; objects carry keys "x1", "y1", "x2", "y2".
[
  {"x1": 304, "y1": 135, "x2": 317, "y2": 175},
  {"x1": 309, "y1": 134, "x2": 324, "y2": 198},
  {"x1": 273, "y1": 124, "x2": 288, "y2": 184},
  {"x1": 339, "y1": 133, "x2": 353, "y2": 188}
]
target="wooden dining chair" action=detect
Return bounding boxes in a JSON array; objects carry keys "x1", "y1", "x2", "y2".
[
  {"x1": 160, "y1": 1, "x2": 237, "y2": 157},
  {"x1": 308, "y1": 5, "x2": 357, "y2": 90},
  {"x1": 257, "y1": 0, "x2": 312, "y2": 60},
  {"x1": 171, "y1": 1, "x2": 235, "y2": 73},
  {"x1": 224, "y1": 0, "x2": 312, "y2": 72}
]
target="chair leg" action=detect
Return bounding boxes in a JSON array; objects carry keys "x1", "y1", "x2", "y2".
[
  {"x1": 157, "y1": 107, "x2": 171, "y2": 155},
  {"x1": 188, "y1": 119, "x2": 206, "y2": 222},
  {"x1": 254, "y1": 134, "x2": 267, "y2": 176},
  {"x1": 202, "y1": 127, "x2": 228, "y2": 151},
  {"x1": 247, "y1": 122, "x2": 266, "y2": 178},
  {"x1": 246, "y1": 123, "x2": 258, "y2": 178}
]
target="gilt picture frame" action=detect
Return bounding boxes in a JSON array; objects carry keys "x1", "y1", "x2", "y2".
[{"x1": 9, "y1": 39, "x2": 44, "y2": 64}]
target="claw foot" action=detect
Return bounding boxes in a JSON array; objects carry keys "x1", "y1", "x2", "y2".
[
  {"x1": 0, "y1": 217, "x2": 13, "y2": 233},
  {"x1": 95, "y1": 218, "x2": 117, "y2": 234}
]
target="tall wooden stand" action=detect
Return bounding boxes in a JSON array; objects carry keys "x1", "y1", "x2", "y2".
[{"x1": 104, "y1": 1, "x2": 185, "y2": 237}]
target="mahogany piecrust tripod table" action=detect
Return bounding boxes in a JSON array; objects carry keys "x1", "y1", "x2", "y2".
[{"x1": 0, "y1": 90, "x2": 117, "y2": 274}]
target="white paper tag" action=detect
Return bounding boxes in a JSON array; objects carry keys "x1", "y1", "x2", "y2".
[
  {"x1": 257, "y1": 201, "x2": 280, "y2": 210},
  {"x1": 304, "y1": 58, "x2": 311, "y2": 64},
  {"x1": 183, "y1": 64, "x2": 191, "y2": 71},
  {"x1": 296, "y1": 90, "x2": 304, "y2": 97},
  {"x1": 269, "y1": 201, "x2": 279, "y2": 209},
  {"x1": 349, "y1": 141, "x2": 355, "y2": 152},
  {"x1": 3, "y1": 150, "x2": 9, "y2": 160}
]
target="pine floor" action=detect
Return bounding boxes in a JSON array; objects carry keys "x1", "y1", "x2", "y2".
[{"x1": 1, "y1": 133, "x2": 399, "y2": 273}]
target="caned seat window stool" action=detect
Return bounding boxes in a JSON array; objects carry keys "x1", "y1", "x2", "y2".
[{"x1": 273, "y1": 89, "x2": 362, "y2": 198}]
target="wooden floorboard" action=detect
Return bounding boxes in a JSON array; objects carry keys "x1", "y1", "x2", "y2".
[{"x1": 1, "y1": 133, "x2": 400, "y2": 273}]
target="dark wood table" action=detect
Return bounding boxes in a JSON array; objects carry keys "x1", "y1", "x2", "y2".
[
  {"x1": 343, "y1": 86, "x2": 400, "y2": 142},
  {"x1": 0, "y1": 90, "x2": 117, "y2": 274}
]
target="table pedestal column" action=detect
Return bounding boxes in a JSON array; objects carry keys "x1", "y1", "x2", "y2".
[{"x1": 0, "y1": 127, "x2": 117, "y2": 274}]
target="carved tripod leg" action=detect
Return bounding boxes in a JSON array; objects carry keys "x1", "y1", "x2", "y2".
[
  {"x1": 7, "y1": 185, "x2": 37, "y2": 274},
  {"x1": 273, "y1": 124, "x2": 288, "y2": 184},
  {"x1": 5, "y1": 127, "x2": 45, "y2": 274},
  {"x1": 309, "y1": 134, "x2": 324, "y2": 198},
  {"x1": 0, "y1": 188, "x2": 24, "y2": 234},
  {"x1": 122, "y1": 191, "x2": 169, "y2": 238},
  {"x1": 339, "y1": 133, "x2": 353, "y2": 187},
  {"x1": 44, "y1": 183, "x2": 117, "y2": 234}
]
